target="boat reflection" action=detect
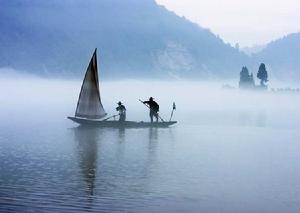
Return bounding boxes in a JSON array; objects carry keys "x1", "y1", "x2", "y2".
[
  {"x1": 72, "y1": 126, "x2": 171, "y2": 201},
  {"x1": 73, "y1": 126, "x2": 100, "y2": 196},
  {"x1": 73, "y1": 126, "x2": 127, "y2": 197}
]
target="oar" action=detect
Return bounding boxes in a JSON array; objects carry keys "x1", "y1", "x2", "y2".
[
  {"x1": 139, "y1": 99, "x2": 165, "y2": 122},
  {"x1": 169, "y1": 102, "x2": 176, "y2": 121},
  {"x1": 102, "y1": 114, "x2": 119, "y2": 121}
]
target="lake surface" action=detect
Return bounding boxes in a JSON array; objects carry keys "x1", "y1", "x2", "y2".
[{"x1": 1, "y1": 78, "x2": 300, "y2": 212}]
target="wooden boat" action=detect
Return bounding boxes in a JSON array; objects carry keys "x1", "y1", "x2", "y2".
[
  {"x1": 68, "y1": 117, "x2": 177, "y2": 128},
  {"x1": 68, "y1": 49, "x2": 177, "y2": 128}
]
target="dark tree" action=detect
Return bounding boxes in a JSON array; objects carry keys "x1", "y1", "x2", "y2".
[
  {"x1": 239, "y1": 66, "x2": 255, "y2": 89},
  {"x1": 257, "y1": 63, "x2": 268, "y2": 86},
  {"x1": 240, "y1": 66, "x2": 250, "y2": 82}
]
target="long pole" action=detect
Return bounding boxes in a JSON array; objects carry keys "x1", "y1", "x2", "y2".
[
  {"x1": 139, "y1": 99, "x2": 165, "y2": 122},
  {"x1": 102, "y1": 114, "x2": 119, "y2": 121}
]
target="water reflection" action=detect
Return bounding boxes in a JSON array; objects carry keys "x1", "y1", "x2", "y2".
[
  {"x1": 118, "y1": 128, "x2": 125, "y2": 143},
  {"x1": 255, "y1": 110, "x2": 267, "y2": 127},
  {"x1": 148, "y1": 127, "x2": 158, "y2": 142},
  {"x1": 73, "y1": 127, "x2": 100, "y2": 196},
  {"x1": 148, "y1": 128, "x2": 158, "y2": 156},
  {"x1": 238, "y1": 110, "x2": 267, "y2": 127},
  {"x1": 71, "y1": 126, "x2": 170, "y2": 210}
]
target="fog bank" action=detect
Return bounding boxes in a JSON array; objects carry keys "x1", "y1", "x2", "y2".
[{"x1": 0, "y1": 76, "x2": 299, "y2": 129}]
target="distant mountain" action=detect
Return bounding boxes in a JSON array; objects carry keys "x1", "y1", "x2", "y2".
[
  {"x1": 0, "y1": 0, "x2": 249, "y2": 79},
  {"x1": 241, "y1": 45, "x2": 266, "y2": 56},
  {"x1": 254, "y1": 33, "x2": 300, "y2": 81}
]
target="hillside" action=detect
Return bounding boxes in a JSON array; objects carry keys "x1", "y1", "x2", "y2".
[
  {"x1": 0, "y1": 0, "x2": 248, "y2": 79},
  {"x1": 254, "y1": 32, "x2": 300, "y2": 81}
]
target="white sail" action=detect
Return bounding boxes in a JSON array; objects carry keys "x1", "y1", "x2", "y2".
[{"x1": 75, "y1": 49, "x2": 107, "y2": 119}]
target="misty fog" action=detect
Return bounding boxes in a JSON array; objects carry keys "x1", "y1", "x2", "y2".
[{"x1": 1, "y1": 75, "x2": 299, "y2": 128}]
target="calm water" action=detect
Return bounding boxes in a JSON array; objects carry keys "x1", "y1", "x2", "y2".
[{"x1": 1, "y1": 78, "x2": 300, "y2": 212}]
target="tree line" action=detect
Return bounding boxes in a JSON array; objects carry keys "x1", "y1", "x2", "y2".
[{"x1": 239, "y1": 63, "x2": 268, "y2": 90}]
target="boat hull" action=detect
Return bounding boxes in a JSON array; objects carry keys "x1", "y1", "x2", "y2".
[{"x1": 68, "y1": 117, "x2": 177, "y2": 128}]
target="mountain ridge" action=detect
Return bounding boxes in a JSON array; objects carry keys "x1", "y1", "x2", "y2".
[
  {"x1": 253, "y1": 32, "x2": 300, "y2": 81},
  {"x1": 0, "y1": 0, "x2": 250, "y2": 79}
]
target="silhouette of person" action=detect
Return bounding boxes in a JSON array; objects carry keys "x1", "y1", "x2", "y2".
[
  {"x1": 143, "y1": 97, "x2": 159, "y2": 123},
  {"x1": 116, "y1": 101, "x2": 126, "y2": 121}
]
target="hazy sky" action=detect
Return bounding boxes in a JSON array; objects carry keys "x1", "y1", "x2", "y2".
[{"x1": 156, "y1": 0, "x2": 300, "y2": 47}]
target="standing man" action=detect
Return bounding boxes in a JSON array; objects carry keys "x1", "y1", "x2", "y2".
[
  {"x1": 116, "y1": 101, "x2": 126, "y2": 121},
  {"x1": 143, "y1": 97, "x2": 159, "y2": 122}
]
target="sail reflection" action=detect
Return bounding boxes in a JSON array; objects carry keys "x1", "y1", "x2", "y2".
[{"x1": 73, "y1": 126, "x2": 100, "y2": 196}]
